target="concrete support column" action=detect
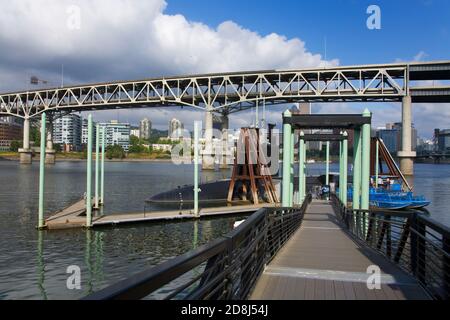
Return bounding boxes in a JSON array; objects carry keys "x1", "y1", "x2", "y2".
[
  {"x1": 45, "y1": 118, "x2": 56, "y2": 164},
  {"x1": 398, "y1": 95, "x2": 416, "y2": 176},
  {"x1": 202, "y1": 109, "x2": 215, "y2": 170},
  {"x1": 220, "y1": 114, "x2": 230, "y2": 170},
  {"x1": 19, "y1": 118, "x2": 32, "y2": 164}
]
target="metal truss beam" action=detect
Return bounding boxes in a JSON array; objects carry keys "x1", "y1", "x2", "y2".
[{"x1": 0, "y1": 61, "x2": 449, "y2": 119}]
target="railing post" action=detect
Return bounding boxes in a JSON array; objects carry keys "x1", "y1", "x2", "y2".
[
  {"x1": 38, "y1": 113, "x2": 46, "y2": 229},
  {"x1": 411, "y1": 215, "x2": 426, "y2": 284},
  {"x1": 282, "y1": 110, "x2": 292, "y2": 207},
  {"x1": 444, "y1": 234, "x2": 450, "y2": 297}
]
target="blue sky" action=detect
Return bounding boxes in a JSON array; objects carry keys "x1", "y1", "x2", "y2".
[{"x1": 166, "y1": 0, "x2": 450, "y2": 65}]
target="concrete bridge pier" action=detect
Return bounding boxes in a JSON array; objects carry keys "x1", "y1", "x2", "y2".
[
  {"x1": 202, "y1": 109, "x2": 215, "y2": 170},
  {"x1": 45, "y1": 118, "x2": 56, "y2": 164},
  {"x1": 398, "y1": 95, "x2": 416, "y2": 176},
  {"x1": 19, "y1": 118, "x2": 32, "y2": 164},
  {"x1": 220, "y1": 114, "x2": 230, "y2": 170}
]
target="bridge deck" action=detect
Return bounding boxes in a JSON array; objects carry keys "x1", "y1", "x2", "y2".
[{"x1": 250, "y1": 200, "x2": 430, "y2": 300}]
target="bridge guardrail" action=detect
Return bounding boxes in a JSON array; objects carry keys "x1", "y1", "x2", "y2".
[
  {"x1": 83, "y1": 195, "x2": 312, "y2": 300},
  {"x1": 331, "y1": 194, "x2": 450, "y2": 300}
]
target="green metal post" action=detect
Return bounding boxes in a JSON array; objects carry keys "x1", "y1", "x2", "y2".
[
  {"x1": 194, "y1": 121, "x2": 200, "y2": 217},
  {"x1": 100, "y1": 127, "x2": 105, "y2": 205},
  {"x1": 290, "y1": 131, "x2": 294, "y2": 206},
  {"x1": 303, "y1": 142, "x2": 307, "y2": 201},
  {"x1": 325, "y1": 141, "x2": 330, "y2": 186},
  {"x1": 342, "y1": 131, "x2": 348, "y2": 206},
  {"x1": 282, "y1": 110, "x2": 292, "y2": 207},
  {"x1": 86, "y1": 114, "x2": 93, "y2": 227},
  {"x1": 38, "y1": 113, "x2": 46, "y2": 229},
  {"x1": 95, "y1": 124, "x2": 100, "y2": 209},
  {"x1": 361, "y1": 109, "x2": 372, "y2": 211},
  {"x1": 375, "y1": 140, "x2": 379, "y2": 188},
  {"x1": 339, "y1": 138, "x2": 343, "y2": 202},
  {"x1": 298, "y1": 132, "x2": 305, "y2": 205},
  {"x1": 353, "y1": 129, "x2": 362, "y2": 210}
]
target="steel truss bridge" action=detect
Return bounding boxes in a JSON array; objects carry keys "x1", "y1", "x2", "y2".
[{"x1": 1, "y1": 61, "x2": 450, "y2": 119}]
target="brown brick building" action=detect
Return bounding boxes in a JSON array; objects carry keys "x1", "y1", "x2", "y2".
[{"x1": 0, "y1": 117, "x2": 23, "y2": 151}]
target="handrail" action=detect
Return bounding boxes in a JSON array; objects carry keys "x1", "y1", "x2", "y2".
[
  {"x1": 83, "y1": 195, "x2": 312, "y2": 300},
  {"x1": 331, "y1": 193, "x2": 450, "y2": 300}
]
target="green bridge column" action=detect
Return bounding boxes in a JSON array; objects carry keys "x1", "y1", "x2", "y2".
[
  {"x1": 325, "y1": 141, "x2": 330, "y2": 186},
  {"x1": 298, "y1": 132, "x2": 305, "y2": 205},
  {"x1": 38, "y1": 113, "x2": 46, "y2": 229},
  {"x1": 353, "y1": 129, "x2": 362, "y2": 210},
  {"x1": 302, "y1": 137, "x2": 307, "y2": 203},
  {"x1": 290, "y1": 131, "x2": 295, "y2": 205},
  {"x1": 194, "y1": 121, "x2": 201, "y2": 217},
  {"x1": 339, "y1": 136, "x2": 343, "y2": 202},
  {"x1": 375, "y1": 140, "x2": 380, "y2": 188},
  {"x1": 342, "y1": 132, "x2": 348, "y2": 206},
  {"x1": 361, "y1": 109, "x2": 372, "y2": 211},
  {"x1": 95, "y1": 124, "x2": 100, "y2": 209},
  {"x1": 86, "y1": 114, "x2": 93, "y2": 228},
  {"x1": 100, "y1": 127, "x2": 105, "y2": 205},
  {"x1": 282, "y1": 110, "x2": 292, "y2": 207}
]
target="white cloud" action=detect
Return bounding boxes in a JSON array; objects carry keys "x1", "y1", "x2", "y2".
[{"x1": 0, "y1": 0, "x2": 337, "y2": 92}]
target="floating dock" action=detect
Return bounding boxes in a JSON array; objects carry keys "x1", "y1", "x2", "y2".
[{"x1": 44, "y1": 199, "x2": 279, "y2": 230}]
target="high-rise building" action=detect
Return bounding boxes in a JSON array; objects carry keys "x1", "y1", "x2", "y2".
[
  {"x1": 436, "y1": 129, "x2": 450, "y2": 152},
  {"x1": 377, "y1": 122, "x2": 417, "y2": 155},
  {"x1": 130, "y1": 127, "x2": 140, "y2": 138},
  {"x1": 139, "y1": 118, "x2": 152, "y2": 140},
  {"x1": 99, "y1": 120, "x2": 131, "y2": 152},
  {"x1": 81, "y1": 118, "x2": 97, "y2": 148},
  {"x1": 53, "y1": 114, "x2": 82, "y2": 151},
  {"x1": 168, "y1": 118, "x2": 184, "y2": 140},
  {"x1": 0, "y1": 117, "x2": 23, "y2": 151}
]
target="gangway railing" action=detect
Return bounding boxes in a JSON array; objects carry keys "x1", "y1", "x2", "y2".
[
  {"x1": 83, "y1": 195, "x2": 312, "y2": 300},
  {"x1": 331, "y1": 194, "x2": 450, "y2": 300}
]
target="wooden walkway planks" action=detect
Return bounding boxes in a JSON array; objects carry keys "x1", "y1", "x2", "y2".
[
  {"x1": 250, "y1": 200, "x2": 430, "y2": 300},
  {"x1": 45, "y1": 200, "x2": 278, "y2": 230}
]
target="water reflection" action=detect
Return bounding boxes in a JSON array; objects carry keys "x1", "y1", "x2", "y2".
[
  {"x1": 1, "y1": 161, "x2": 449, "y2": 300},
  {"x1": 36, "y1": 231, "x2": 47, "y2": 300}
]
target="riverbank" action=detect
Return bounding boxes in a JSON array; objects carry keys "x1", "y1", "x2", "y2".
[{"x1": 0, "y1": 152, "x2": 174, "y2": 162}]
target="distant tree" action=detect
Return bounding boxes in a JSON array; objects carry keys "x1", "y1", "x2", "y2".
[
  {"x1": 30, "y1": 126, "x2": 40, "y2": 146},
  {"x1": 106, "y1": 145, "x2": 125, "y2": 159},
  {"x1": 10, "y1": 140, "x2": 22, "y2": 152},
  {"x1": 54, "y1": 144, "x2": 63, "y2": 153}
]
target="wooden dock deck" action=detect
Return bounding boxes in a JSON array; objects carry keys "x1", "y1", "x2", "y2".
[
  {"x1": 250, "y1": 200, "x2": 430, "y2": 300},
  {"x1": 45, "y1": 200, "x2": 278, "y2": 230}
]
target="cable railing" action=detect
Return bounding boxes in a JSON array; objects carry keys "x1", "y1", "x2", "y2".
[
  {"x1": 83, "y1": 195, "x2": 312, "y2": 300},
  {"x1": 331, "y1": 194, "x2": 450, "y2": 300}
]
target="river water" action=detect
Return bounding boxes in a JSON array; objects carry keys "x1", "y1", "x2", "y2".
[{"x1": 0, "y1": 161, "x2": 449, "y2": 299}]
